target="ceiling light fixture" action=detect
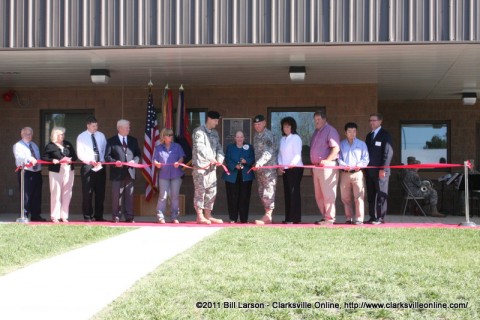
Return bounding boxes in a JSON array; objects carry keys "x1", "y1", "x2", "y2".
[
  {"x1": 462, "y1": 92, "x2": 477, "y2": 106},
  {"x1": 289, "y1": 66, "x2": 306, "y2": 81},
  {"x1": 90, "y1": 69, "x2": 110, "y2": 84}
]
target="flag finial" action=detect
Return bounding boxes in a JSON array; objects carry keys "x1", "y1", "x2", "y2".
[
  {"x1": 148, "y1": 80, "x2": 153, "y2": 88},
  {"x1": 179, "y1": 84, "x2": 184, "y2": 91},
  {"x1": 165, "y1": 83, "x2": 169, "y2": 90}
]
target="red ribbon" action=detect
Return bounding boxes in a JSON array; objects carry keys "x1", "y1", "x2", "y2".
[
  {"x1": 21, "y1": 159, "x2": 463, "y2": 175},
  {"x1": 248, "y1": 162, "x2": 466, "y2": 173},
  {"x1": 16, "y1": 160, "x2": 230, "y2": 175}
]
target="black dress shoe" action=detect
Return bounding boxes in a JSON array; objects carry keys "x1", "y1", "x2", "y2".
[
  {"x1": 125, "y1": 219, "x2": 135, "y2": 223},
  {"x1": 345, "y1": 220, "x2": 353, "y2": 224},
  {"x1": 84, "y1": 218, "x2": 93, "y2": 222},
  {"x1": 282, "y1": 221, "x2": 293, "y2": 224},
  {"x1": 30, "y1": 217, "x2": 47, "y2": 222},
  {"x1": 94, "y1": 217, "x2": 107, "y2": 222}
]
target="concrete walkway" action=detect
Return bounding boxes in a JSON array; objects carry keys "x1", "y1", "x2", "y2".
[{"x1": 0, "y1": 226, "x2": 221, "y2": 320}]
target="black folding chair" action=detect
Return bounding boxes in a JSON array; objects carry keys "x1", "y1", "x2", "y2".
[{"x1": 401, "y1": 181, "x2": 427, "y2": 216}]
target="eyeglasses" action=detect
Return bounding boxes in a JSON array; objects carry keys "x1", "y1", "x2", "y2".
[
  {"x1": 369, "y1": 119, "x2": 380, "y2": 122},
  {"x1": 164, "y1": 134, "x2": 173, "y2": 137}
]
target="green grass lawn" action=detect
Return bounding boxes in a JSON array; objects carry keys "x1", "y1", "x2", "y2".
[
  {"x1": 96, "y1": 227, "x2": 480, "y2": 320},
  {"x1": 0, "y1": 223, "x2": 131, "y2": 275}
]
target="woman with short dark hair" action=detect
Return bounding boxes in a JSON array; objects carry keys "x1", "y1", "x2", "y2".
[{"x1": 278, "y1": 117, "x2": 304, "y2": 223}]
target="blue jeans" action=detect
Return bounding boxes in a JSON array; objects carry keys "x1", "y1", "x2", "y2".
[{"x1": 156, "y1": 178, "x2": 182, "y2": 220}]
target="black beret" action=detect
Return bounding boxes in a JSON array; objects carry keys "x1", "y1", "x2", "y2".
[
  {"x1": 207, "y1": 111, "x2": 221, "y2": 119},
  {"x1": 253, "y1": 114, "x2": 265, "y2": 123}
]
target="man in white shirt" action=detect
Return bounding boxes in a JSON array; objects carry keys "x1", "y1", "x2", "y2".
[
  {"x1": 76, "y1": 116, "x2": 107, "y2": 222},
  {"x1": 13, "y1": 127, "x2": 45, "y2": 221}
]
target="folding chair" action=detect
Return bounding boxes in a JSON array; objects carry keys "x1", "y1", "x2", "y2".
[{"x1": 401, "y1": 181, "x2": 427, "y2": 216}]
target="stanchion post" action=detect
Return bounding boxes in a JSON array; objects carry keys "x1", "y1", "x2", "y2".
[
  {"x1": 16, "y1": 165, "x2": 29, "y2": 223},
  {"x1": 459, "y1": 160, "x2": 477, "y2": 227}
]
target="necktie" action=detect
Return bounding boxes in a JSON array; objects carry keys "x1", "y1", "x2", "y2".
[
  {"x1": 91, "y1": 134, "x2": 100, "y2": 162},
  {"x1": 122, "y1": 137, "x2": 127, "y2": 152},
  {"x1": 28, "y1": 144, "x2": 38, "y2": 171}
]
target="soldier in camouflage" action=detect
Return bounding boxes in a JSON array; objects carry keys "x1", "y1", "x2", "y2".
[
  {"x1": 252, "y1": 114, "x2": 277, "y2": 224},
  {"x1": 192, "y1": 111, "x2": 225, "y2": 224},
  {"x1": 403, "y1": 160, "x2": 445, "y2": 217}
]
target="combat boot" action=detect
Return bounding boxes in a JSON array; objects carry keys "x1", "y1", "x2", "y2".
[
  {"x1": 430, "y1": 205, "x2": 446, "y2": 218},
  {"x1": 255, "y1": 209, "x2": 273, "y2": 225},
  {"x1": 196, "y1": 209, "x2": 211, "y2": 225},
  {"x1": 204, "y1": 210, "x2": 223, "y2": 224}
]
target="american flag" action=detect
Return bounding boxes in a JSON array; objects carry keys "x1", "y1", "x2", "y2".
[{"x1": 142, "y1": 92, "x2": 160, "y2": 201}]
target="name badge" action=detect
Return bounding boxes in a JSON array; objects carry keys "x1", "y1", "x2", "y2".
[{"x1": 375, "y1": 141, "x2": 382, "y2": 147}]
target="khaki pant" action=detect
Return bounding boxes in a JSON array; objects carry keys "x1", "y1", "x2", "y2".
[
  {"x1": 312, "y1": 162, "x2": 338, "y2": 221},
  {"x1": 340, "y1": 171, "x2": 365, "y2": 222}
]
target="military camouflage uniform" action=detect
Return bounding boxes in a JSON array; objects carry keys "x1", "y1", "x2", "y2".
[
  {"x1": 192, "y1": 124, "x2": 225, "y2": 211},
  {"x1": 254, "y1": 128, "x2": 277, "y2": 210},
  {"x1": 403, "y1": 169, "x2": 438, "y2": 205}
]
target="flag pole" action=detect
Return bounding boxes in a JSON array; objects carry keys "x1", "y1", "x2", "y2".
[
  {"x1": 16, "y1": 165, "x2": 28, "y2": 223},
  {"x1": 459, "y1": 160, "x2": 477, "y2": 227},
  {"x1": 148, "y1": 80, "x2": 153, "y2": 169},
  {"x1": 142, "y1": 79, "x2": 161, "y2": 201}
]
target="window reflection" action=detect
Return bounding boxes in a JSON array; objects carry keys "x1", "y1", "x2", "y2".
[
  {"x1": 268, "y1": 107, "x2": 325, "y2": 165},
  {"x1": 42, "y1": 110, "x2": 94, "y2": 149},
  {"x1": 401, "y1": 122, "x2": 449, "y2": 165}
]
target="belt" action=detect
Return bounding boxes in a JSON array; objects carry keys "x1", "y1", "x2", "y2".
[
  {"x1": 25, "y1": 169, "x2": 42, "y2": 173},
  {"x1": 344, "y1": 170, "x2": 357, "y2": 173}
]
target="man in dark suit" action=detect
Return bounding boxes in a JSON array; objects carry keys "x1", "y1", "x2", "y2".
[
  {"x1": 105, "y1": 119, "x2": 141, "y2": 223},
  {"x1": 365, "y1": 113, "x2": 393, "y2": 224}
]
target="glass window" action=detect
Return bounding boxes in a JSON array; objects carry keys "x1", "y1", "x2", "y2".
[
  {"x1": 400, "y1": 121, "x2": 450, "y2": 165},
  {"x1": 268, "y1": 107, "x2": 326, "y2": 165},
  {"x1": 187, "y1": 109, "x2": 206, "y2": 132},
  {"x1": 41, "y1": 110, "x2": 94, "y2": 149}
]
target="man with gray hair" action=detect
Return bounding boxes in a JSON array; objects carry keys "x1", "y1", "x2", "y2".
[
  {"x1": 105, "y1": 119, "x2": 141, "y2": 223},
  {"x1": 13, "y1": 127, "x2": 45, "y2": 221}
]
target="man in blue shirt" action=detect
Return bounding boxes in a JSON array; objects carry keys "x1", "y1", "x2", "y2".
[
  {"x1": 13, "y1": 127, "x2": 45, "y2": 221},
  {"x1": 338, "y1": 122, "x2": 370, "y2": 225}
]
